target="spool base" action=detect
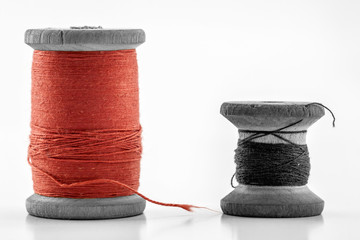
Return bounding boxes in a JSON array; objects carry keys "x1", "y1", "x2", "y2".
[
  {"x1": 221, "y1": 185, "x2": 324, "y2": 218},
  {"x1": 26, "y1": 194, "x2": 146, "y2": 220}
]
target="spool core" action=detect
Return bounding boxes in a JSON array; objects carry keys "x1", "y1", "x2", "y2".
[
  {"x1": 25, "y1": 27, "x2": 146, "y2": 219},
  {"x1": 220, "y1": 101, "x2": 325, "y2": 218}
]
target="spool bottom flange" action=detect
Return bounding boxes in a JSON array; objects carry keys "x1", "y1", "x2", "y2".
[
  {"x1": 26, "y1": 194, "x2": 146, "y2": 220},
  {"x1": 221, "y1": 185, "x2": 324, "y2": 218}
]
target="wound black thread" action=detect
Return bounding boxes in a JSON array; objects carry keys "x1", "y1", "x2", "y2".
[
  {"x1": 234, "y1": 141, "x2": 310, "y2": 186},
  {"x1": 229, "y1": 102, "x2": 335, "y2": 188}
]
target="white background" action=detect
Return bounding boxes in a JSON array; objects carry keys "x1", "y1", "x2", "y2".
[{"x1": 1, "y1": 0, "x2": 360, "y2": 239}]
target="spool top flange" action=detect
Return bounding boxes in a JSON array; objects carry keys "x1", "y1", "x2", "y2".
[
  {"x1": 25, "y1": 27, "x2": 145, "y2": 51},
  {"x1": 221, "y1": 101, "x2": 325, "y2": 131}
]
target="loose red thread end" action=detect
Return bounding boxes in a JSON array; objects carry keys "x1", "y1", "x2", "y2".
[
  {"x1": 178, "y1": 204, "x2": 197, "y2": 212},
  {"x1": 28, "y1": 153, "x2": 208, "y2": 212},
  {"x1": 175, "y1": 205, "x2": 218, "y2": 212}
]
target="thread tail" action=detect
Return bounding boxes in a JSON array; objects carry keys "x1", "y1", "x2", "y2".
[{"x1": 27, "y1": 156, "x2": 205, "y2": 212}]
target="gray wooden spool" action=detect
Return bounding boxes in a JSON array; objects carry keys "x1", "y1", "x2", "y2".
[
  {"x1": 220, "y1": 101, "x2": 325, "y2": 218},
  {"x1": 25, "y1": 27, "x2": 146, "y2": 220}
]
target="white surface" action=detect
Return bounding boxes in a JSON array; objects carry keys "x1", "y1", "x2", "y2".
[
  {"x1": 1, "y1": 206, "x2": 360, "y2": 240},
  {"x1": 1, "y1": 0, "x2": 360, "y2": 239}
]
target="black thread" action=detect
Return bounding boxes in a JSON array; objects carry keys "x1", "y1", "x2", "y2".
[
  {"x1": 235, "y1": 142, "x2": 310, "y2": 186},
  {"x1": 232, "y1": 123, "x2": 309, "y2": 187},
  {"x1": 230, "y1": 102, "x2": 336, "y2": 188},
  {"x1": 305, "y1": 102, "x2": 336, "y2": 127}
]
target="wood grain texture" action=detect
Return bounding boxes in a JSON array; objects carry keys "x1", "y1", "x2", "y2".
[
  {"x1": 26, "y1": 194, "x2": 146, "y2": 220},
  {"x1": 238, "y1": 131, "x2": 307, "y2": 144},
  {"x1": 221, "y1": 101, "x2": 325, "y2": 218},
  {"x1": 221, "y1": 185, "x2": 324, "y2": 218},
  {"x1": 221, "y1": 101, "x2": 325, "y2": 131},
  {"x1": 25, "y1": 28, "x2": 145, "y2": 51}
]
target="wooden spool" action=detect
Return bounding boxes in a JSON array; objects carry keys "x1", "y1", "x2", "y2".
[
  {"x1": 220, "y1": 101, "x2": 325, "y2": 218},
  {"x1": 25, "y1": 27, "x2": 146, "y2": 220}
]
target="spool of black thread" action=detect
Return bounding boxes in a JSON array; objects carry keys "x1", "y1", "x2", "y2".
[{"x1": 220, "y1": 101, "x2": 332, "y2": 218}]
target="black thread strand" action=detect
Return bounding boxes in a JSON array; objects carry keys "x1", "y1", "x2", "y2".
[
  {"x1": 237, "y1": 119, "x2": 304, "y2": 145},
  {"x1": 306, "y1": 102, "x2": 336, "y2": 127}
]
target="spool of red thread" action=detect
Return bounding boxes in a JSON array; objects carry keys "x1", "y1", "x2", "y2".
[{"x1": 25, "y1": 27, "x2": 147, "y2": 219}]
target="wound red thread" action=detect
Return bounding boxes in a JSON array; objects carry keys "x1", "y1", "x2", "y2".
[{"x1": 28, "y1": 50, "x2": 199, "y2": 211}]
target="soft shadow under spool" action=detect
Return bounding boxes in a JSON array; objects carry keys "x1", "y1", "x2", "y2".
[
  {"x1": 220, "y1": 101, "x2": 325, "y2": 218},
  {"x1": 25, "y1": 27, "x2": 146, "y2": 220}
]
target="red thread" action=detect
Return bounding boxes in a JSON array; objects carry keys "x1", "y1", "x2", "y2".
[{"x1": 28, "y1": 50, "x2": 200, "y2": 211}]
